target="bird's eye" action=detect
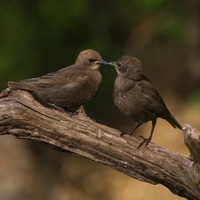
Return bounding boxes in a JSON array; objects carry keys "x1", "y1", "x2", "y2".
[
  {"x1": 89, "y1": 58, "x2": 96, "y2": 62},
  {"x1": 117, "y1": 63, "x2": 122, "y2": 67}
]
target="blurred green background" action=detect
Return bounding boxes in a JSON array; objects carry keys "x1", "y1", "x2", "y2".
[{"x1": 0, "y1": 0, "x2": 200, "y2": 200}]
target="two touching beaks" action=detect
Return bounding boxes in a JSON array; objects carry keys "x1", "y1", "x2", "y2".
[{"x1": 98, "y1": 60, "x2": 116, "y2": 67}]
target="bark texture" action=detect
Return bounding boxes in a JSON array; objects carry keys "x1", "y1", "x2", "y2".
[{"x1": 0, "y1": 89, "x2": 200, "y2": 200}]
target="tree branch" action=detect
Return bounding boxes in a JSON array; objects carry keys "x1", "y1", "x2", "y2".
[{"x1": 0, "y1": 89, "x2": 200, "y2": 200}]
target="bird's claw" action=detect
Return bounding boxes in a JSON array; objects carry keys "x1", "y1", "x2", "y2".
[
  {"x1": 138, "y1": 135, "x2": 145, "y2": 139},
  {"x1": 137, "y1": 136, "x2": 151, "y2": 149}
]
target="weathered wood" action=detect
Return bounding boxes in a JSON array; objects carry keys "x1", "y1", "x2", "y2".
[
  {"x1": 0, "y1": 89, "x2": 200, "y2": 200},
  {"x1": 183, "y1": 124, "x2": 200, "y2": 180}
]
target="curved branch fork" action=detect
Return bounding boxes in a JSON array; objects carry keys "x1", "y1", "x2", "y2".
[
  {"x1": 183, "y1": 124, "x2": 200, "y2": 174},
  {"x1": 0, "y1": 90, "x2": 200, "y2": 200}
]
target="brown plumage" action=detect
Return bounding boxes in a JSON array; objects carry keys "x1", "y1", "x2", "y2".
[
  {"x1": 110, "y1": 56, "x2": 182, "y2": 148},
  {"x1": 8, "y1": 49, "x2": 107, "y2": 109}
]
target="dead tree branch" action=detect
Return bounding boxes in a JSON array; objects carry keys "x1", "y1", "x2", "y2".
[{"x1": 0, "y1": 89, "x2": 200, "y2": 200}]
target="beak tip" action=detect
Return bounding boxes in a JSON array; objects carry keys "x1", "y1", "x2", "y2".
[
  {"x1": 102, "y1": 60, "x2": 108, "y2": 65},
  {"x1": 107, "y1": 62, "x2": 115, "y2": 67},
  {"x1": 98, "y1": 60, "x2": 107, "y2": 65},
  {"x1": 97, "y1": 60, "x2": 115, "y2": 67}
]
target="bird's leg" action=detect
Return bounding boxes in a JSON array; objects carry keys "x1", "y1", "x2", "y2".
[
  {"x1": 120, "y1": 123, "x2": 141, "y2": 137},
  {"x1": 130, "y1": 123, "x2": 142, "y2": 136},
  {"x1": 137, "y1": 119, "x2": 156, "y2": 149}
]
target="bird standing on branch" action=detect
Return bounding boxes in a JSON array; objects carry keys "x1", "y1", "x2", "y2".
[
  {"x1": 8, "y1": 49, "x2": 107, "y2": 110},
  {"x1": 109, "y1": 56, "x2": 182, "y2": 148}
]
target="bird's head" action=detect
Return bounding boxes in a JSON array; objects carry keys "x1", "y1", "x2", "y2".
[
  {"x1": 108, "y1": 56, "x2": 144, "y2": 80},
  {"x1": 75, "y1": 49, "x2": 107, "y2": 69}
]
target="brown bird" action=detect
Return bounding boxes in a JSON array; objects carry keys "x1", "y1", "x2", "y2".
[
  {"x1": 8, "y1": 49, "x2": 107, "y2": 110},
  {"x1": 109, "y1": 56, "x2": 182, "y2": 148}
]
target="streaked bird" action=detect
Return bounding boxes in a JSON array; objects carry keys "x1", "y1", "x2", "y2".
[
  {"x1": 8, "y1": 49, "x2": 107, "y2": 110},
  {"x1": 109, "y1": 56, "x2": 182, "y2": 148}
]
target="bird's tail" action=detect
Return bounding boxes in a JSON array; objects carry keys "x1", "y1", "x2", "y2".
[
  {"x1": 162, "y1": 111, "x2": 182, "y2": 130},
  {"x1": 8, "y1": 81, "x2": 33, "y2": 91}
]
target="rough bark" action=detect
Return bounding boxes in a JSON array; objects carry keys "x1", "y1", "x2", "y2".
[{"x1": 0, "y1": 89, "x2": 200, "y2": 200}]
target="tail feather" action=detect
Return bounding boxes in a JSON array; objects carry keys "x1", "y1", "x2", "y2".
[{"x1": 163, "y1": 111, "x2": 182, "y2": 130}]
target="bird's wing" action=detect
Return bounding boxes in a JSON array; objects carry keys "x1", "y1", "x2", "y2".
[
  {"x1": 21, "y1": 64, "x2": 85, "y2": 88},
  {"x1": 136, "y1": 75, "x2": 168, "y2": 111},
  {"x1": 137, "y1": 76, "x2": 182, "y2": 129},
  {"x1": 21, "y1": 70, "x2": 59, "y2": 85}
]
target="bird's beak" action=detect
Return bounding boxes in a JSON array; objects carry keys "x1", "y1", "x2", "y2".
[
  {"x1": 107, "y1": 62, "x2": 117, "y2": 67},
  {"x1": 96, "y1": 60, "x2": 108, "y2": 65}
]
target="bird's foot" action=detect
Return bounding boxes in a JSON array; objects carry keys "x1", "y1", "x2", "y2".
[{"x1": 137, "y1": 135, "x2": 151, "y2": 149}]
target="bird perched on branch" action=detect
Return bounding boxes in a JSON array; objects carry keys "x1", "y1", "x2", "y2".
[
  {"x1": 109, "y1": 56, "x2": 182, "y2": 148},
  {"x1": 8, "y1": 49, "x2": 107, "y2": 110}
]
